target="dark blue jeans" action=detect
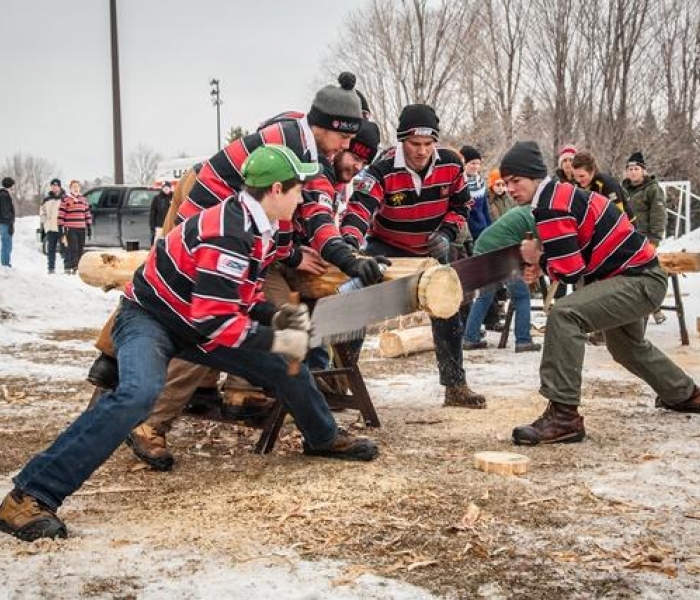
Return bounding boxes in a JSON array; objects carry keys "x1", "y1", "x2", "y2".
[
  {"x1": 14, "y1": 300, "x2": 337, "y2": 511},
  {"x1": 45, "y1": 231, "x2": 62, "y2": 272},
  {"x1": 0, "y1": 223, "x2": 12, "y2": 266},
  {"x1": 464, "y1": 279, "x2": 533, "y2": 345}
]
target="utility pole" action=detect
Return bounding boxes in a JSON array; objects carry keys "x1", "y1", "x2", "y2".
[
  {"x1": 210, "y1": 79, "x2": 222, "y2": 151},
  {"x1": 110, "y1": 0, "x2": 124, "y2": 183}
]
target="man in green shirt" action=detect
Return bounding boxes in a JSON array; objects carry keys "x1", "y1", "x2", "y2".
[{"x1": 463, "y1": 205, "x2": 541, "y2": 352}]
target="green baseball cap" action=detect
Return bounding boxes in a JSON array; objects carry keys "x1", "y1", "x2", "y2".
[{"x1": 241, "y1": 144, "x2": 322, "y2": 187}]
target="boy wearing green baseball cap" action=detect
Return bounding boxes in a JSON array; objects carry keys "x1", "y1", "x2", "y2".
[{"x1": 0, "y1": 145, "x2": 379, "y2": 543}]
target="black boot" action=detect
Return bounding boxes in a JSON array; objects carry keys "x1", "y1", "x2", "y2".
[{"x1": 86, "y1": 353, "x2": 119, "y2": 389}]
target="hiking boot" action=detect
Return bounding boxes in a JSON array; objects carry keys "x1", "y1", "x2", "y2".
[
  {"x1": 656, "y1": 385, "x2": 700, "y2": 413},
  {"x1": 126, "y1": 424, "x2": 174, "y2": 471},
  {"x1": 652, "y1": 310, "x2": 667, "y2": 325},
  {"x1": 444, "y1": 383, "x2": 487, "y2": 409},
  {"x1": 0, "y1": 489, "x2": 67, "y2": 541},
  {"x1": 463, "y1": 340, "x2": 488, "y2": 351},
  {"x1": 87, "y1": 353, "x2": 119, "y2": 389},
  {"x1": 515, "y1": 342, "x2": 542, "y2": 353},
  {"x1": 512, "y1": 402, "x2": 585, "y2": 445},
  {"x1": 303, "y1": 428, "x2": 379, "y2": 462}
]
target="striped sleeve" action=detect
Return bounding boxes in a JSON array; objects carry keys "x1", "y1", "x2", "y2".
[
  {"x1": 298, "y1": 173, "x2": 344, "y2": 259},
  {"x1": 340, "y1": 167, "x2": 385, "y2": 246},
  {"x1": 440, "y1": 167, "x2": 472, "y2": 240},
  {"x1": 534, "y1": 208, "x2": 586, "y2": 283}
]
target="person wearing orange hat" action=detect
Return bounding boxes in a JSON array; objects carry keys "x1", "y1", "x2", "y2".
[{"x1": 487, "y1": 169, "x2": 515, "y2": 222}]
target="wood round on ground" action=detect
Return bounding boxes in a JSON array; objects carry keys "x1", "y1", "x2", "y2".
[
  {"x1": 378, "y1": 325, "x2": 434, "y2": 358},
  {"x1": 474, "y1": 451, "x2": 531, "y2": 476},
  {"x1": 78, "y1": 249, "x2": 149, "y2": 291},
  {"x1": 416, "y1": 265, "x2": 463, "y2": 318}
]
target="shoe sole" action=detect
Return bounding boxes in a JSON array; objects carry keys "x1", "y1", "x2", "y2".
[
  {"x1": 303, "y1": 445, "x2": 379, "y2": 462},
  {"x1": 125, "y1": 437, "x2": 174, "y2": 471},
  {"x1": 443, "y1": 402, "x2": 487, "y2": 409},
  {"x1": 513, "y1": 431, "x2": 586, "y2": 446},
  {"x1": 0, "y1": 518, "x2": 67, "y2": 542}
]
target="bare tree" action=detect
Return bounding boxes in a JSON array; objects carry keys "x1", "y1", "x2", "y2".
[
  {"x1": 2, "y1": 153, "x2": 57, "y2": 202},
  {"x1": 126, "y1": 144, "x2": 162, "y2": 185}
]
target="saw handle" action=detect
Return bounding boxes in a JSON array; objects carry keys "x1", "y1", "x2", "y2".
[{"x1": 286, "y1": 292, "x2": 302, "y2": 376}]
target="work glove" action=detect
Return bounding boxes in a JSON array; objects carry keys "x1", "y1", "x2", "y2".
[
  {"x1": 270, "y1": 328, "x2": 309, "y2": 362},
  {"x1": 345, "y1": 255, "x2": 387, "y2": 286},
  {"x1": 342, "y1": 234, "x2": 360, "y2": 250},
  {"x1": 86, "y1": 225, "x2": 92, "y2": 239},
  {"x1": 427, "y1": 231, "x2": 451, "y2": 262},
  {"x1": 272, "y1": 302, "x2": 311, "y2": 332}
]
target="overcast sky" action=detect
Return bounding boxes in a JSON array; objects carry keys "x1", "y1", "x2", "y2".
[{"x1": 0, "y1": 0, "x2": 368, "y2": 181}]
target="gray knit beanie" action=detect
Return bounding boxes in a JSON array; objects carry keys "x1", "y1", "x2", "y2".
[
  {"x1": 307, "y1": 72, "x2": 363, "y2": 134},
  {"x1": 500, "y1": 141, "x2": 548, "y2": 179}
]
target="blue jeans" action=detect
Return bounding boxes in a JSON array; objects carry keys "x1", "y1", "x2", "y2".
[
  {"x1": 15, "y1": 300, "x2": 337, "y2": 511},
  {"x1": 0, "y1": 223, "x2": 12, "y2": 266},
  {"x1": 464, "y1": 279, "x2": 532, "y2": 345},
  {"x1": 45, "y1": 231, "x2": 61, "y2": 271}
]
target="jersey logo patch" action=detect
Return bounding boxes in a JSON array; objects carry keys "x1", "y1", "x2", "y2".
[
  {"x1": 216, "y1": 255, "x2": 248, "y2": 278},
  {"x1": 355, "y1": 176, "x2": 374, "y2": 194},
  {"x1": 318, "y1": 193, "x2": 334, "y2": 209},
  {"x1": 389, "y1": 192, "x2": 406, "y2": 206}
]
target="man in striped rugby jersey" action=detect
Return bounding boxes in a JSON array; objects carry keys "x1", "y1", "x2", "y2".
[
  {"x1": 341, "y1": 104, "x2": 487, "y2": 409},
  {"x1": 500, "y1": 141, "x2": 699, "y2": 446},
  {"x1": 0, "y1": 146, "x2": 379, "y2": 542}
]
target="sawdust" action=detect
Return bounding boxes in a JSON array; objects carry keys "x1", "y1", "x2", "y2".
[{"x1": 1, "y1": 328, "x2": 700, "y2": 598}]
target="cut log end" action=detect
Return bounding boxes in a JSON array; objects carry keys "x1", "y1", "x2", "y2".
[
  {"x1": 474, "y1": 451, "x2": 531, "y2": 476},
  {"x1": 417, "y1": 265, "x2": 463, "y2": 318},
  {"x1": 378, "y1": 325, "x2": 434, "y2": 358}
]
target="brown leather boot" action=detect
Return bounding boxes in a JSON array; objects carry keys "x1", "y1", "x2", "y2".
[
  {"x1": 444, "y1": 383, "x2": 487, "y2": 409},
  {"x1": 512, "y1": 402, "x2": 585, "y2": 445},
  {"x1": 656, "y1": 386, "x2": 700, "y2": 413},
  {"x1": 0, "y1": 489, "x2": 67, "y2": 541},
  {"x1": 303, "y1": 428, "x2": 379, "y2": 461},
  {"x1": 126, "y1": 424, "x2": 174, "y2": 471}
]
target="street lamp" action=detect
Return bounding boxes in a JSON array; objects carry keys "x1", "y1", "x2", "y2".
[{"x1": 210, "y1": 78, "x2": 223, "y2": 151}]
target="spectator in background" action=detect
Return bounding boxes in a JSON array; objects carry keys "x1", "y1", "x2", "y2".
[
  {"x1": 460, "y1": 145, "x2": 491, "y2": 240},
  {"x1": 0, "y1": 177, "x2": 15, "y2": 268},
  {"x1": 571, "y1": 151, "x2": 636, "y2": 224},
  {"x1": 149, "y1": 182, "x2": 173, "y2": 244},
  {"x1": 555, "y1": 144, "x2": 577, "y2": 184},
  {"x1": 622, "y1": 151, "x2": 668, "y2": 324},
  {"x1": 487, "y1": 169, "x2": 516, "y2": 222},
  {"x1": 58, "y1": 180, "x2": 92, "y2": 274},
  {"x1": 40, "y1": 178, "x2": 66, "y2": 274}
]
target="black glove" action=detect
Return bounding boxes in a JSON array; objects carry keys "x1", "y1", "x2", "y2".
[
  {"x1": 346, "y1": 255, "x2": 385, "y2": 286},
  {"x1": 465, "y1": 239, "x2": 475, "y2": 257},
  {"x1": 427, "y1": 231, "x2": 450, "y2": 262},
  {"x1": 58, "y1": 225, "x2": 64, "y2": 237},
  {"x1": 8, "y1": 223, "x2": 14, "y2": 236},
  {"x1": 342, "y1": 234, "x2": 360, "y2": 250},
  {"x1": 86, "y1": 225, "x2": 92, "y2": 239}
]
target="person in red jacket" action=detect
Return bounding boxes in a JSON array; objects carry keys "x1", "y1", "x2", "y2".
[
  {"x1": 0, "y1": 145, "x2": 380, "y2": 543},
  {"x1": 500, "y1": 141, "x2": 699, "y2": 446},
  {"x1": 58, "y1": 180, "x2": 92, "y2": 274}
]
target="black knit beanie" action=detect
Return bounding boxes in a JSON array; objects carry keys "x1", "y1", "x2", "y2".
[
  {"x1": 627, "y1": 151, "x2": 645, "y2": 168},
  {"x1": 356, "y1": 89, "x2": 371, "y2": 117},
  {"x1": 349, "y1": 120, "x2": 380, "y2": 163},
  {"x1": 500, "y1": 141, "x2": 548, "y2": 179},
  {"x1": 307, "y1": 72, "x2": 363, "y2": 134},
  {"x1": 460, "y1": 145, "x2": 481, "y2": 163},
  {"x1": 396, "y1": 104, "x2": 440, "y2": 141}
]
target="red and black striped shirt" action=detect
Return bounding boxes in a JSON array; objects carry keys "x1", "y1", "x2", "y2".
[
  {"x1": 341, "y1": 146, "x2": 472, "y2": 255},
  {"x1": 534, "y1": 179, "x2": 656, "y2": 284},
  {"x1": 125, "y1": 194, "x2": 278, "y2": 353},
  {"x1": 58, "y1": 194, "x2": 92, "y2": 229},
  {"x1": 178, "y1": 115, "x2": 347, "y2": 268}
]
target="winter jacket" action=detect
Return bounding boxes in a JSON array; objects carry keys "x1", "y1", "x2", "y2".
[
  {"x1": 466, "y1": 174, "x2": 491, "y2": 240},
  {"x1": 149, "y1": 191, "x2": 172, "y2": 230},
  {"x1": 583, "y1": 172, "x2": 636, "y2": 225},
  {"x1": 40, "y1": 190, "x2": 65, "y2": 232},
  {"x1": 555, "y1": 168, "x2": 575, "y2": 184},
  {"x1": 488, "y1": 191, "x2": 516, "y2": 222},
  {"x1": 622, "y1": 175, "x2": 667, "y2": 246},
  {"x1": 0, "y1": 189, "x2": 15, "y2": 225},
  {"x1": 58, "y1": 193, "x2": 92, "y2": 230}
]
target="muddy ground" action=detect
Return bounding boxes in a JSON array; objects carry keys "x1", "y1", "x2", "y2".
[{"x1": 1, "y1": 326, "x2": 700, "y2": 599}]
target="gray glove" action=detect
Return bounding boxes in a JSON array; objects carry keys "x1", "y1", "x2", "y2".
[
  {"x1": 271, "y1": 329, "x2": 309, "y2": 362},
  {"x1": 272, "y1": 303, "x2": 311, "y2": 332},
  {"x1": 427, "y1": 231, "x2": 451, "y2": 261}
]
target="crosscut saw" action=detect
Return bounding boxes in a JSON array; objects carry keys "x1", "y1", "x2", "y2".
[{"x1": 310, "y1": 244, "x2": 522, "y2": 347}]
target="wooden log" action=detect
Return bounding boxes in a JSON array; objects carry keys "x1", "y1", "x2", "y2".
[
  {"x1": 366, "y1": 311, "x2": 431, "y2": 335},
  {"x1": 378, "y1": 325, "x2": 434, "y2": 358},
  {"x1": 417, "y1": 265, "x2": 463, "y2": 318},
  {"x1": 658, "y1": 252, "x2": 700, "y2": 274},
  {"x1": 474, "y1": 451, "x2": 531, "y2": 476},
  {"x1": 295, "y1": 257, "x2": 438, "y2": 299},
  {"x1": 78, "y1": 250, "x2": 149, "y2": 291}
]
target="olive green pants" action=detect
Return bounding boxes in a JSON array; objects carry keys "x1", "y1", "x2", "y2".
[{"x1": 540, "y1": 266, "x2": 695, "y2": 406}]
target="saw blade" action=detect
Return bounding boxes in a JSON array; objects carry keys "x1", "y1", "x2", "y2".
[
  {"x1": 310, "y1": 273, "x2": 420, "y2": 347},
  {"x1": 450, "y1": 244, "x2": 523, "y2": 294}
]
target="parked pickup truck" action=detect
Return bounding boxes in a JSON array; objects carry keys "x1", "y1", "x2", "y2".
[{"x1": 84, "y1": 185, "x2": 159, "y2": 249}]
